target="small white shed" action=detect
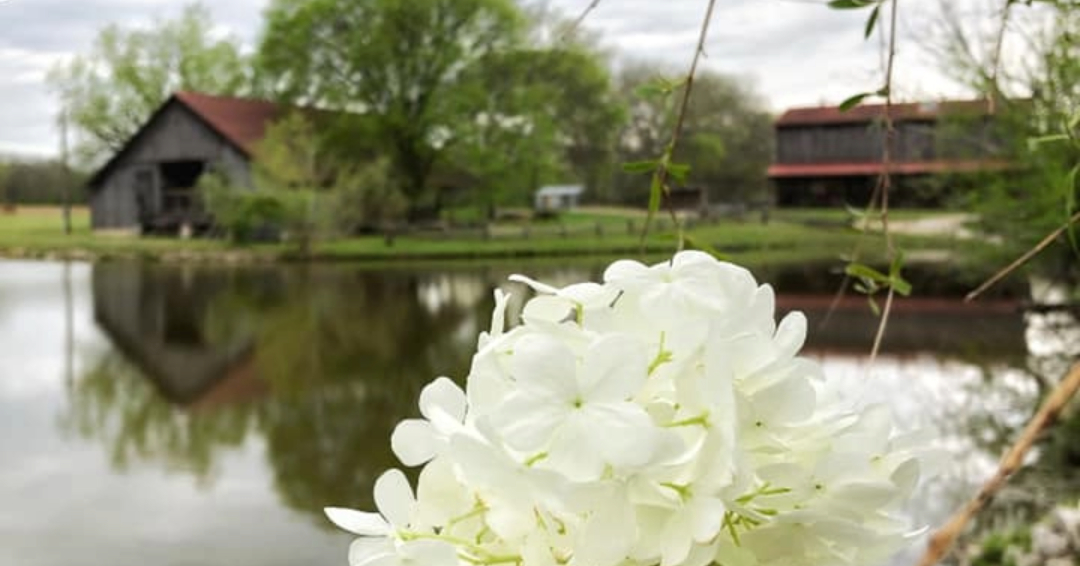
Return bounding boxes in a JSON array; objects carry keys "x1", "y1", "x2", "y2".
[{"x1": 534, "y1": 184, "x2": 584, "y2": 213}]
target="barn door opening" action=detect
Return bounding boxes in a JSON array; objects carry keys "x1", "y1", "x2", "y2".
[{"x1": 159, "y1": 160, "x2": 206, "y2": 215}]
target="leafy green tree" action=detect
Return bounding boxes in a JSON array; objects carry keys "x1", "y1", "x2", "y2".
[
  {"x1": 48, "y1": 3, "x2": 250, "y2": 166},
  {"x1": 257, "y1": 0, "x2": 524, "y2": 215},
  {"x1": 332, "y1": 159, "x2": 407, "y2": 234},
  {"x1": 613, "y1": 63, "x2": 773, "y2": 207},
  {"x1": 447, "y1": 47, "x2": 605, "y2": 217},
  {"x1": 929, "y1": 0, "x2": 1080, "y2": 264},
  {"x1": 202, "y1": 113, "x2": 405, "y2": 247}
]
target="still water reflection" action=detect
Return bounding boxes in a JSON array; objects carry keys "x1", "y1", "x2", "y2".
[{"x1": 0, "y1": 259, "x2": 1070, "y2": 566}]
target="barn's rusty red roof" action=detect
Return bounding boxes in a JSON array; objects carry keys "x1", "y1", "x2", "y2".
[
  {"x1": 767, "y1": 160, "x2": 1012, "y2": 178},
  {"x1": 175, "y1": 91, "x2": 286, "y2": 156},
  {"x1": 775, "y1": 99, "x2": 994, "y2": 127}
]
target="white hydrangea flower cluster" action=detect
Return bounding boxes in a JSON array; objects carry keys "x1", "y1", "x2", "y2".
[{"x1": 326, "y1": 252, "x2": 927, "y2": 566}]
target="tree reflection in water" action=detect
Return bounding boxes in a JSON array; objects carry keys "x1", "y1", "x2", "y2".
[
  {"x1": 62, "y1": 260, "x2": 1077, "y2": 537},
  {"x1": 64, "y1": 262, "x2": 502, "y2": 527}
]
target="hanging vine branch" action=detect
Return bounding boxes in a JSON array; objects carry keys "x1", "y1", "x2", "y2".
[
  {"x1": 632, "y1": 0, "x2": 719, "y2": 253},
  {"x1": 823, "y1": 0, "x2": 911, "y2": 367},
  {"x1": 562, "y1": 0, "x2": 602, "y2": 40}
]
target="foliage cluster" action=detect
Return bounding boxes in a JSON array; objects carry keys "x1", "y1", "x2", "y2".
[
  {"x1": 200, "y1": 113, "x2": 407, "y2": 252},
  {"x1": 48, "y1": 4, "x2": 250, "y2": 166},
  {"x1": 0, "y1": 158, "x2": 86, "y2": 206},
  {"x1": 930, "y1": 0, "x2": 1080, "y2": 266},
  {"x1": 48, "y1": 0, "x2": 773, "y2": 225}
]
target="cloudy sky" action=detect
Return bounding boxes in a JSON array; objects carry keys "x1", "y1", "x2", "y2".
[{"x1": 0, "y1": 0, "x2": 982, "y2": 157}]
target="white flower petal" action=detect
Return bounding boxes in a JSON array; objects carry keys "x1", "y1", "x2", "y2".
[
  {"x1": 560, "y1": 282, "x2": 618, "y2": 307},
  {"x1": 510, "y1": 333, "x2": 579, "y2": 400},
  {"x1": 672, "y1": 250, "x2": 717, "y2": 268},
  {"x1": 419, "y1": 377, "x2": 468, "y2": 425},
  {"x1": 572, "y1": 495, "x2": 636, "y2": 566},
  {"x1": 890, "y1": 458, "x2": 921, "y2": 494},
  {"x1": 660, "y1": 510, "x2": 694, "y2": 566},
  {"x1": 349, "y1": 537, "x2": 394, "y2": 566},
  {"x1": 391, "y1": 419, "x2": 439, "y2": 467},
  {"x1": 682, "y1": 541, "x2": 720, "y2": 566},
  {"x1": 509, "y1": 273, "x2": 560, "y2": 294},
  {"x1": 324, "y1": 507, "x2": 390, "y2": 536},
  {"x1": 400, "y1": 539, "x2": 459, "y2": 566},
  {"x1": 714, "y1": 542, "x2": 757, "y2": 566},
  {"x1": 546, "y1": 415, "x2": 607, "y2": 481},
  {"x1": 581, "y1": 333, "x2": 647, "y2": 402},
  {"x1": 490, "y1": 391, "x2": 568, "y2": 452},
  {"x1": 415, "y1": 456, "x2": 472, "y2": 529},
  {"x1": 374, "y1": 469, "x2": 415, "y2": 529},
  {"x1": 690, "y1": 497, "x2": 726, "y2": 543},
  {"x1": 489, "y1": 288, "x2": 510, "y2": 337},
  {"x1": 753, "y1": 373, "x2": 815, "y2": 425},
  {"x1": 582, "y1": 402, "x2": 659, "y2": 470},
  {"x1": 603, "y1": 259, "x2": 650, "y2": 286},
  {"x1": 746, "y1": 284, "x2": 777, "y2": 335},
  {"x1": 523, "y1": 532, "x2": 559, "y2": 566},
  {"x1": 354, "y1": 550, "x2": 401, "y2": 566},
  {"x1": 522, "y1": 295, "x2": 576, "y2": 325},
  {"x1": 773, "y1": 311, "x2": 807, "y2": 359}
]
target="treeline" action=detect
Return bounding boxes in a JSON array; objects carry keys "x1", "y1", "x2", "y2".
[
  {"x1": 47, "y1": 2, "x2": 773, "y2": 222},
  {"x1": 0, "y1": 159, "x2": 87, "y2": 206}
]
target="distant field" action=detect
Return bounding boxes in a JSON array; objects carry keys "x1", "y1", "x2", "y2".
[
  {"x1": 0, "y1": 205, "x2": 231, "y2": 257},
  {"x1": 1, "y1": 206, "x2": 91, "y2": 237},
  {"x1": 0, "y1": 205, "x2": 986, "y2": 264}
]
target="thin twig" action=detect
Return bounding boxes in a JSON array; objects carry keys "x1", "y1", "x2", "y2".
[
  {"x1": 638, "y1": 0, "x2": 719, "y2": 250},
  {"x1": 562, "y1": 0, "x2": 601, "y2": 41},
  {"x1": 867, "y1": 286, "x2": 895, "y2": 367},
  {"x1": 879, "y1": 0, "x2": 900, "y2": 255},
  {"x1": 668, "y1": 0, "x2": 718, "y2": 171},
  {"x1": 987, "y1": 0, "x2": 1013, "y2": 113},
  {"x1": 864, "y1": 0, "x2": 901, "y2": 363},
  {"x1": 821, "y1": 0, "x2": 900, "y2": 335},
  {"x1": 965, "y1": 209, "x2": 1080, "y2": 302},
  {"x1": 916, "y1": 361, "x2": 1080, "y2": 566}
]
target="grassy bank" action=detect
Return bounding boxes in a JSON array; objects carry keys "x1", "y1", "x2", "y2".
[{"x1": 0, "y1": 205, "x2": 985, "y2": 265}]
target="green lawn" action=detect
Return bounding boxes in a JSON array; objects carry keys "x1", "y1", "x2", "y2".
[
  {"x1": 769, "y1": 207, "x2": 957, "y2": 225},
  {"x1": 0, "y1": 205, "x2": 984, "y2": 265},
  {"x1": 0, "y1": 206, "x2": 249, "y2": 258}
]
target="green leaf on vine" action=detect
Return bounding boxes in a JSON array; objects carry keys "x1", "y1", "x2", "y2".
[
  {"x1": 635, "y1": 76, "x2": 688, "y2": 99},
  {"x1": 667, "y1": 162, "x2": 691, "y2": 186},
  {"x1": 828, "y1": 0, "x2": 878, "y2": 9},
  {"x1": 623, "y1": 160, "x2": 660, "y2": 174},
  {"x1": 864, "y1": 4, "x2": 881, "y2": 38},
  {"x1": 839, "y1": 92, "x2": 874, "y2": 112}
]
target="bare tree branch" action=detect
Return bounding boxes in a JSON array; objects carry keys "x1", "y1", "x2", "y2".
[
  {"x1": 966, "y1": 209, "x2": 1080, "y2": 302},
  {"x1": 916, "y1": 362, "x2": 1080, "y2": 566}
]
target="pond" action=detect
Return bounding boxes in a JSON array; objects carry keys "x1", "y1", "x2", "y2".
[{"x1": 0, "y1": 258, "x2": 1073, "y2": 566}]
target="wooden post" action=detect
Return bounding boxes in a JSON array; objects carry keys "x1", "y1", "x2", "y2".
[{"x1": 59, "y1": 108, "x2": 72, "y2": 235}]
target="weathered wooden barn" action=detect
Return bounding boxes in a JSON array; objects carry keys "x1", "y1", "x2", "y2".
[
  {"x1": 768, "y1": 99, "x2": 1010, "y2": 207},
  {"x1": 87, "y1": 92, "x2": 286, "y2": 233}
]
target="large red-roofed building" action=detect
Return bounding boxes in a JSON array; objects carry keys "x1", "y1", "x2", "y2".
[{"x1": 769, "y1": 99, "x2": 1010, "y2": 207}]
